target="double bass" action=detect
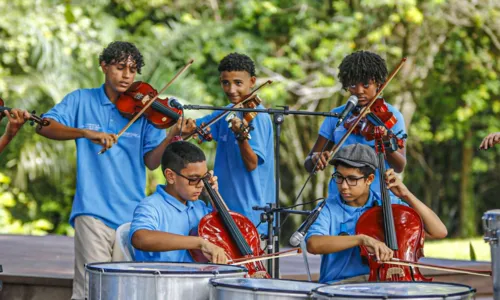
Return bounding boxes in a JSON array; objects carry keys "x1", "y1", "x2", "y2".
[{"x1": 189, "y1": 177, "x2": 270, "y2": 278}]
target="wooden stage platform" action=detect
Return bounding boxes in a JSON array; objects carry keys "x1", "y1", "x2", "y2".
[{"x1": 0, "y1": 234, "x2": 494, "y2": 300}]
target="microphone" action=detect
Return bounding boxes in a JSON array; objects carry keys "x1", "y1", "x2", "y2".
[
  {"x1": 335, "y1": 95, "x2": 359, "y2": 127},
  {"x1": 289, "y1": 200, "x2": 327, "y2": 247},
  {"x1": 168, "y1": 97, "x2": 184, "y2": 110}
]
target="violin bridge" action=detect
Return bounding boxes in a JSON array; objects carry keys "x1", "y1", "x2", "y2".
[
  {"x1": 140, "y1": 95, "x2": 150, "y2": 105},
  {"x1": 385, "y1": 267, "x2": 405, "y2": 279}
]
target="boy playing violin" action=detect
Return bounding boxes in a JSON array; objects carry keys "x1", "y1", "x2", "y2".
[
  {"x1": 36, "y1": 41, "x2": 195, "y2": 300},
  {"x1": 304, "y1": 50, "x2": 406, "y2": 199},
  {"x1": 195, "y1": 53, "x2": 274, "y2": 238},
  {"x1": 0, "y1": 108, "x2": 31, "y2": 153},
  {"x1": 130, "y1": 141, "x2": 227, "y2": 264},
  {"x1": 306, "y1": 143, "x2": 447, "y2": 284}
]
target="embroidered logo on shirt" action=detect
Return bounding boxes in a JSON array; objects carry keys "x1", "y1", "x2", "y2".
[
  {"x1": 122, "y1": 132, "x2": 140, "y2": 139},
  {"x1": 82, "y1": 123, "x2": 101, "y2": 131}
]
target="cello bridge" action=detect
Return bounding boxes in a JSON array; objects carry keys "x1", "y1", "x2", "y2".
[{"x1": 386, "y1": 267, "x2": 405, "y2": 279}]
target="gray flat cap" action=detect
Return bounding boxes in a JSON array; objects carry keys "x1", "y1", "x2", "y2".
[{"x1": 329, "y1": 143, "x2": 378, "y2": 170}]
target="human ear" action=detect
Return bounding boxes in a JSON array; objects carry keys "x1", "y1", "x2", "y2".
[
  {"x1": 250, "y1": 76, "x2": 256, "y2": 88},
  {"x1": 165, "y1": 169, "x2": 176, "y2": 184},
  {"x1": 100, "y1": 62, "x2": 108, "y2": 73}
]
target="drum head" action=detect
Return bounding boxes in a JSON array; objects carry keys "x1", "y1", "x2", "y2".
[
  {"x1": 85, "y1": 262, "x2": 247, "y2": 275},
  {"x1": 483, "y1": 209, "x2": 500, "y2": 229},
  {"x1": 313, "y1": 282, "x2": 475, "y2": 298},
  {"x1": 210, "y1": 278, "x2": 323, "y2": 295}
]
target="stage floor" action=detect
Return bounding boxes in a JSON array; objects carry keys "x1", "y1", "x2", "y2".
[{"x1": 0, "y1": 234, "x2": 494, "y2": 300}]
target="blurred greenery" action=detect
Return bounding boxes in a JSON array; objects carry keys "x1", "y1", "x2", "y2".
[{"x1": 1, "y1": 0, "x2": 500, "y2": 251}]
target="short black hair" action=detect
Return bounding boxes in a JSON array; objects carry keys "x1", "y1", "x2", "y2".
[
  {"x1": 333, "y1": 161, "x2": 375, "y2": 177},
  {"x1": 338, "y1": 51, "x2": 387, "y2": 90},
  {"x1": 161, "y1": 141, "x2": 206, "y2": 174},
  {"x1": 218, "y1": 53, "x2": 256, "y2": 76},
  {"x1": 99, "y1": 41, "x2": 145, "y2": 74}
]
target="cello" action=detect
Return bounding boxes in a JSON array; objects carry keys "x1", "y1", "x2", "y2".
[
  {"x1": 189, "y1": 177, "x2": 270, "y2": 278},
  {"x1": 355, "y1": 127, "x2": 430, "y2": 282}
]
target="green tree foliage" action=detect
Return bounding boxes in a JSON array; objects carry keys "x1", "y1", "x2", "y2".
[{"x1": 1, "y1": 0, "x2": 499, "y2": 240}]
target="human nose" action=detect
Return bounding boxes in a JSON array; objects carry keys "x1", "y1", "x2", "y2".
[
  {"x1": 122, "y1": 68, "x2": 131, "y2": 79},
  {"x1": 353, "y1": 83, "x2": 364, "y2": 94}
]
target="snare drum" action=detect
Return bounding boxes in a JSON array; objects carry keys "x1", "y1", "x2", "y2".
[
  {"x1": 483, "y1": 209, "x2": 500, "y2": 300},
  {"x1": 85, "y1": 262, "x2": 247, "y2": 300},
  {"x1": 209, "y1": 278, "x2": 324, "y2": 300},
  {"x1": 312, "y1": 282, "x2": 475, "y2": 300}
]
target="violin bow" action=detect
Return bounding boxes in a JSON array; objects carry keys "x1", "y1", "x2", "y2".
[
  {"x1": 326, "y1": 57, "x2": 407, "y2": 161},
  {"x1": 98, "y1": 59, "x2": 194, "y2": 154},
  {"x1": 229, "y1": 247, "x2": 302, "y2": 266},
  {"x1": 183, "y1": 80, "x2": 273, "y2": 141},
  {"x1": 382, "y1": 258, "x2": 492, "y2": 277}
]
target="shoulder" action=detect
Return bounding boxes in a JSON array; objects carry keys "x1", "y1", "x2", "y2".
[{"x1": 332, "y1": 104, "x2": 346, "y2": 113}]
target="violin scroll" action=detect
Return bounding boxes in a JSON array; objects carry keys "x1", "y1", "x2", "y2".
[{"x1": 0, "y1": 98, "x2": 50, "y2": 127}]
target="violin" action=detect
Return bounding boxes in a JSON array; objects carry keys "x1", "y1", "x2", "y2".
[
  {"x1": 189, "y1": 177, "x2": 270, "y2": 278},
  {"x1": 343, "y1": 98, "x2": 398, "y2": 141},
  {"x1": 114, "y1": 81, "x2": 213, "y2": 141},
  {"x1": 183, "y1": 80, "x2": 272, "y2": 141},
  {"x1": 98, "y1": 59, "x2": 195, "y2": 154},
  {"x1": 0, "y1": 98, "x2": 50, "y2": 127},
  {"x1": 116, "y1": 81, "x2": 183, "y2": 129},
  {"x1": 355, "y1": 127, "x2": 430, "y2": 282}
]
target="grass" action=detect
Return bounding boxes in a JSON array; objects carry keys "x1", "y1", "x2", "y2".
[{"x1": 424, "y1": 237, "x2": 491, "y2": 261}]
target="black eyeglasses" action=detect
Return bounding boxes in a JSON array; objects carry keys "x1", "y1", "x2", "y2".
[
  {"x1": 332, "y1": 173, "x2": 366, "y2": 186},
  {"x1": 172, "y1": 170, "x2": 211, "y2": 186}
]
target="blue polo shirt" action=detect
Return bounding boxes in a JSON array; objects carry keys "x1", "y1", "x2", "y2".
[
  {"x1": 196, "y1": 105, "x2": 275, "y2": 235},
  {"x1": 130, "y1": 185, "x2": 212, "y2": 262},
  {"x1": 42, "y1": 85, "x2": 166, "y2": 229},
  {"x1": 305, "y1": 192, "x2": 407, "y2": 283},
  {"x1": 319, "y1": 102, "x2": 406, "y2": 199}
]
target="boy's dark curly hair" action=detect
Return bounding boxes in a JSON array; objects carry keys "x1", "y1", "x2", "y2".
[
  {"x1": 99, "y1": 41, "x2": 145, "y2": 74},
  {"x1": 338, "y1": 51, "x2": 387, "y2": 90},
  {"x1": 218, "y1": 53, "x2": 256, "y2": 76}
]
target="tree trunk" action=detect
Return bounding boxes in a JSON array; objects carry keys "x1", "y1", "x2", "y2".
[{"x1": 459, "y1": 128, "x2": 476, "y2": 237}]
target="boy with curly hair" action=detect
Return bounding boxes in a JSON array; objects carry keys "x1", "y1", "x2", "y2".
[
  {"x1": 37, "y1": 41, "x2": 194, "y2": 300},
  {"x1": 304, "y1": 50, "x2": 407, "y2": 199}
]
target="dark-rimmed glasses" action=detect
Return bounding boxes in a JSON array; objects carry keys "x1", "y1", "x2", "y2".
[
  {"x1": 172, "y1": 170, "x2": 211, "y2": 186},
  {"x1": 332, "y1": 173, "x2": 366, "y2": 186}
]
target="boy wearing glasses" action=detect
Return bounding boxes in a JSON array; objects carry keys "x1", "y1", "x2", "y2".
[
  {"x1": 130, "y1": 141, "x2": 227, "y2": 264},
  {"x1": 306, "y1": 143, "x2": 447, "y2": 284}
]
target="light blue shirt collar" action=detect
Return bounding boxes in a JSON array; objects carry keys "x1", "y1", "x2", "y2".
[
  {"x1": 156, "y1": 184, "x2": 195, "y2": 212},
  {"x1": 99, "y1": 84, "x2": 114, "y2": 106},
  {"x1": 336, "y1": 191, "x2": 381, "y2": 214}
]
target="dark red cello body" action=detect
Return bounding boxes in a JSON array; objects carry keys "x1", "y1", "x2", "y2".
[{"x1": 189, "y1": 178, "x2": 270, "y2": 278}]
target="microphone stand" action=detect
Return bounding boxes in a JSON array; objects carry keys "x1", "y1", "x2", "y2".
[{"x1": 184, "y1": 104, "x2": 338, "y2": 278}]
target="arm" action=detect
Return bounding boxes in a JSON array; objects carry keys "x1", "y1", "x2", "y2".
[
  {"x1": 307, "y1": 234, "x2": 393, "y2": 262},
  {"x1": 304, "y1": 135, "x2": 335, "y2": 172},
  {"x1": 36, "y1": 119, "x2": 117, "y2": 149},
  {"x1": 0, "y1": 109, "x2": 30, "y2": 153},
  {"x1": 385, "y1": 169, "x2": 448, "y2": 239},
  {"x1": 385, "y1": 147, "x2": 406, "y2": 173},
  {"x1": 229, "y1": 116, "x2": 258, "y2": 171},
  {"x1": 131, "y1": 230, "x2": 227, "y2": 264},
  {"x1": 143, "y1": 118, "x2": 198, "y2": 170}
]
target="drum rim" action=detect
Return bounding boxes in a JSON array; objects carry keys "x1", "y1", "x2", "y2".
[
  {"x1": 85, "y1": 261, "x2": 248, "y2": 275},
  {"x1": 312, "y1": 281, "x2": 476, "y2": 298},
  {"x1": 209, "y1": 277, "x2": 322, "y2": 295}
]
